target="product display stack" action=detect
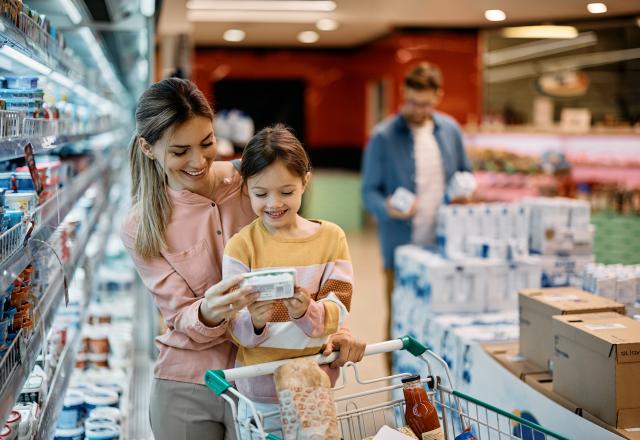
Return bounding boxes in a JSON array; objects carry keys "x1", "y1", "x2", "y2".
[{"x1": 392, "y1": 198, "x2": 551, "y2": 377}]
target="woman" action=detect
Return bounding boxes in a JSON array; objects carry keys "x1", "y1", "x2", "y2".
[{"x1": 120, "y1": 78, "x2": 366, "y2": 440}]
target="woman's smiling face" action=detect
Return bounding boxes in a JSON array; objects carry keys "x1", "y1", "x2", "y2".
[{"x1": 150, "y1": 116, "x2": 217, "y2": 196}]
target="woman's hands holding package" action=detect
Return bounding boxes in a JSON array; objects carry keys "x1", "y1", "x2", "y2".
[
  {"x1": 284, "y1": 286, "x2": 312, "y2": 319},
  {"x1": 199, "y1": 275, "x2": 260, "y2": 327}
]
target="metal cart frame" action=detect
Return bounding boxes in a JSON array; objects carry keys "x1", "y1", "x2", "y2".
[{"x1": 205, "y1": 335, "x2": 569, "y2": 440}]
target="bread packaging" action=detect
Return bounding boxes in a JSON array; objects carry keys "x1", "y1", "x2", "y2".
[{"x1": 274, "y1": 359, "x2": 339, "y2": 439}]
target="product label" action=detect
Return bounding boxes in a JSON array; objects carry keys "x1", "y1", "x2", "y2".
[
  {"x1": 584, "y1": 323, "x2": 626, "y2": 331},
  {"x1": 542, "y1": 295, "x2": 580, "y2": 302},
  {"x1": 422, "y1": 427, "x2": 444, "y2": 440},
  {"x1": 254, "y1": 282, "x2": 293, "y2": 301}
]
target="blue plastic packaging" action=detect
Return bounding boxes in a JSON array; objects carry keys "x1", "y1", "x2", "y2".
[
  {"x1": 85, "y1": 425, "x2": 119, "y2": 440},
  {"x1": 4, "y1": 76, "x2": 39, "y2": 89},
  {"x1": 57, "y1": 390, "x2": 85, "y2": 429},
  {"x1": 54, "y1": 425, "x2": 84, "y2": 440}
]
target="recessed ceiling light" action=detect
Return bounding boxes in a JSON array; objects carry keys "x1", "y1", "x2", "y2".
[
  {"x1": 316, "y1": 18, "x2": 339, "y2": 31},
  {"x1": 223, "y1": 29, "x2": 246, "y2": 42},
  {"x1": 587, "y1": 3, "x2": 607, "y2": 13},
  {"x1": 187, "y1": 1, "x2": 336, "y2": 12},
  {"x1": 485, "y1": 9, "x2": 506, "y2": 22},
  {"x1": 502, "y1": 25, "x2": 578, "y2": 39},
  {"x1": 298, "y1": 31, "x2": 319, "y2": 44}
]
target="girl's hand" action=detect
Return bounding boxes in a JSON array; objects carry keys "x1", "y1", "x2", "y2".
[
  {"x1": 200, "y1": 275, "x2": 259, "y2": 327},
  {"x1": 323, "y1": 328, "x2": 366, "y2": 368},
  {"x1": 284, "y1": 286, "x2": 312, "y2": 319},
  {"x1": 248, "y1": 300, "x2": 275, "y2": 332}
]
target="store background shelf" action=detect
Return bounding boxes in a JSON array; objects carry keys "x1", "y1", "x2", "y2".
[
  {"x1": 0, "y1": 159, "x2": 112, "y2": 424},
  {"x1": 592, "y1": 212, "x2": 640, "y2": 265},
  {"x1": 0, "y1": 156, "x2": 111, "y2": 293},
  {"x1": 0, "y1": 127, "x2": 125, "y2": 162},
  {"x1": 35, "y1": 182, "x2": 118, "y2": 440}
]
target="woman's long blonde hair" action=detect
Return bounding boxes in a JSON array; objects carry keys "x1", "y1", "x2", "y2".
[{"x1": 129, "y1": 78, "x2": 214, "y2": 259}]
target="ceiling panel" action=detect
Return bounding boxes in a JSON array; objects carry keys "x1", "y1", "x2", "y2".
[{"x1": 161, "y1": 0, "x2": 640, "y2": 47}]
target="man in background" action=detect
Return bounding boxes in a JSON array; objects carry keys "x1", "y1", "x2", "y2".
[{"x1": 361, "y1": 62, "x2": 472, "y2": 349}]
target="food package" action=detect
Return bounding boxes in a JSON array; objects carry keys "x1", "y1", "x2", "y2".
[
  {"x1": 274, "y1": 359, "x2": 339, "y2": 440},
  {"x1": 363, "y1": 425, "x2": 419, "y2": 440},
  {"x1": 242, "y1": 268, "x2": 295, "y2": 301},
  {"x1": 390, "y1": 187, "x2": 416, "y2": 213}
]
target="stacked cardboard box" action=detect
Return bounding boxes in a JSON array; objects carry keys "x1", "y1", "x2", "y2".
[
  {"x1": 552, "y1": 312, "x2": 640, "y2": 429},
  {"x1": 519, "y1": 287, "x2": 625, "y2": 369},
  {"x1": 484, "y1": 342, "x2": 640, "y2": 440}
]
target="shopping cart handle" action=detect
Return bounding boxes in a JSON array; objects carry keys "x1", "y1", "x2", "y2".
[{"x1": 205, "y1": 335, "x2": 430, "y2": 394}]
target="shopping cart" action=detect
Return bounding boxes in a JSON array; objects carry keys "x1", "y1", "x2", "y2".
[{"x1": 205, "y1": 335, "x2": 569, "y2": 440}]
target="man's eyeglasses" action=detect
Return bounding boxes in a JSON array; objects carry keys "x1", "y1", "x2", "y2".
[{"x1": 406, "y1": 98, "x2": 435, "y2": 109}]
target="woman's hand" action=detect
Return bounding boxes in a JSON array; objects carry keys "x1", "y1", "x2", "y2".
[
  {"x1": 323, "y1": 327, "x2": 366, "y2": 368},
  {"x1": 284, "y1": 286, "x2": 312, "y2": 319},
  {"x1": 199, "y1": 275, "x2": 259, "y2": 327},
  {"x1": 248, "y1": 300, "x2": 275, "y2": 332}
]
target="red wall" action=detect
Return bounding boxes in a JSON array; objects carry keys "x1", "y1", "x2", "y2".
[{"x1": 193, "y1": 30, "x2": 480, "y2": 150}]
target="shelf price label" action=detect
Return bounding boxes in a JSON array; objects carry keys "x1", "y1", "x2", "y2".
[{"x1": 23, "y1": 143, "x2": 43, "y2": 196}]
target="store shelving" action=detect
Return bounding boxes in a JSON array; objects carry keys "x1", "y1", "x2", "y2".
[
  {"x1": 0, "y1": 125, "x2": 124, "y2": 162},
  {"x1": 0, "y1": 6, "x2": 84, "y2": 79},
  {"x1": 35, "y1": 183, "x2": 119, "y2": 440},
  {"x1": 0, "y1": 152, "x2": 114, "y2": 424},
  {"x1": 0, "y1": 6, "x2": 121, "y2": 110},
  {"x1": 0, "y1": 155, "x2": 111, "y2": 293}
]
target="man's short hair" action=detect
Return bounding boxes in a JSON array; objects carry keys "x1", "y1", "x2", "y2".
[{"x1": 404, "y1": 62, "x2": 442, "y2": 91}]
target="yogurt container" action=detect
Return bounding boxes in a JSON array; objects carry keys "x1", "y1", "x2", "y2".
[
  {"x1": 5, "y1": 192, "x2": 37, "y2": 212},
  {"x1": 84, "y1": 416, "x2": 118, "y2": 431},
  {"x1": 57, "y1": 390, "x2": 84, "y2": 429},
  {"x1": 85, "y1": 425, "x2": 119, "y2": 440},
  {"x1": 89, "y1": 407, "x2": 121, "y2": 424},
  {"x1": 84, "y1": 388, "x2": 119, "y2": 412},
  {"x1": 53, "y1": 425, "x2": 84, "y2": 440},
  {"x1": 4, "y1": 76, "x2": 39, "y2": 89},
  {"x1": 5, "y1": 411, "x2": 21, "y2": 434},
  {"x1": 0, "y1": 425, "x2": 12, "y2": 440}
]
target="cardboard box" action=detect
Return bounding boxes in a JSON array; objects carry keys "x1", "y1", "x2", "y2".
[
  {"x1": 519, "y1": 288, "x2": 625, "y2": 369},
  {"x1": 524, "y1": 373, "x2": 640, "y2": 440},
  {"x1": 484, "y1": 342, "x2": 548, "y2": 379},
  {"x1": 552, "y1": 312, "x2": 640, "y2": 428}
]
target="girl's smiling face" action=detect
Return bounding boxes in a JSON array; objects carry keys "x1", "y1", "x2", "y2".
[{"x1": 246, "y1": 160, "x2": 309, "y2": 234}]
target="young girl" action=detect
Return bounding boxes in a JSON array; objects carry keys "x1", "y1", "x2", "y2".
[{"x1": 222, "y1": 124, "x2": 354, "y2": 436}]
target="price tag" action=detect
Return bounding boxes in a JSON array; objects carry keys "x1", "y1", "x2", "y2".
[{"x1": 23, "y1": 143, "x2": 43, "y2": 196}]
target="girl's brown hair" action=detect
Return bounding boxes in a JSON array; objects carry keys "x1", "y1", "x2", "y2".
[
  {"x1": 129, "y1": 78, "x2": 214, "y2": 259},
  {"x1": 240, "y1": 124, "x2": 311, "y2": 182}
]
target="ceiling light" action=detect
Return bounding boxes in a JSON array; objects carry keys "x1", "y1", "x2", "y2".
[
  {"x1": 59, "y1": 0, "x2": 83, "y2": 25},
  {"x1": 187, "y1": 10, "x2": 324, "y2": 22},
  {"x1": 316, "y1": 18, "x2": 338, "y2": 31},
  {"x1": 223, "y1": 29, "x2": 246, "y2": 42},
  {"x1": 587, "y1": 3, "x2": 607, "y2": 13},
  {"x1": 298, "y1": 31, "x2": 319, "y2": 44},
  {"x1": 484, "y1": 9, "x2": 506, "y2": 22},
  {"x1": 0, "y1": 46, "x2": 52, "y2": 75},
  {"x1": 502, "y1": 25, "x2": 579, "y2": 39},
  {"x1": 187, "y1": 1, "x2": 336, "y2": 12}
]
